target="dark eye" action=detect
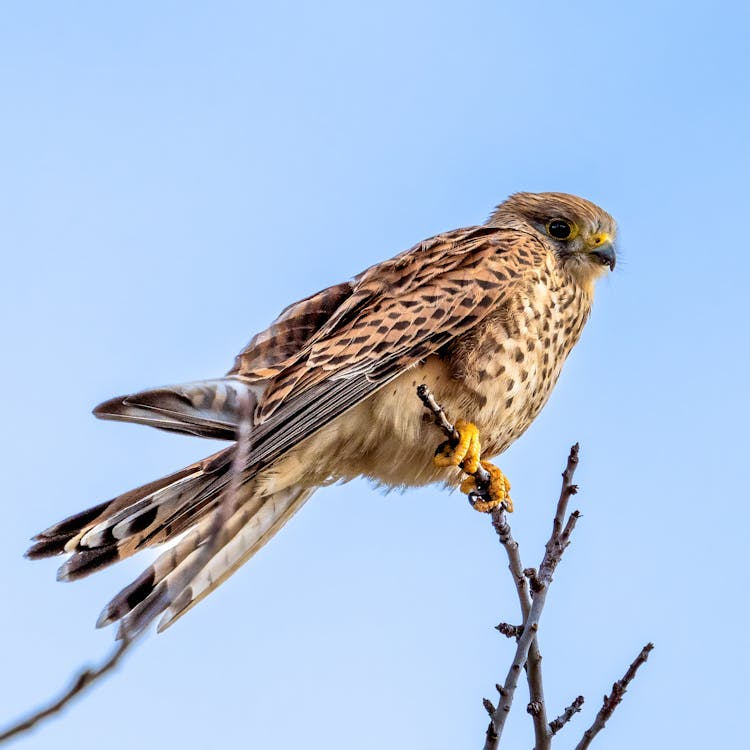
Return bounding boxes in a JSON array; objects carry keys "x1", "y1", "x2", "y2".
[{"x1": 547, "y1": 219, "x2": 573, "y2": 239}]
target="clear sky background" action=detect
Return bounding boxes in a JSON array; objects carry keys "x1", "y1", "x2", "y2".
[{"x1": 1, "y1": 2, "x2": 747, "y2": 748}]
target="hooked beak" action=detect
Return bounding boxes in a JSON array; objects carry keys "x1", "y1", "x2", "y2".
[{"x1": 587, "y1": 232, "x2": 616, "y2": 271}]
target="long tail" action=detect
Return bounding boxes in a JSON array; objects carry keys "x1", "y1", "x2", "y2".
[
  {"x1": 27, "y1": 448, "x2": 314, "y2": 637},
  {"x1": 91, "y1": 377, "x2": 257, "y2": 440}
]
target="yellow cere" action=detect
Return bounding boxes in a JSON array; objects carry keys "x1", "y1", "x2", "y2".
[{"x1": 588, "y1": 232, "x2": 611, "y2": 248}]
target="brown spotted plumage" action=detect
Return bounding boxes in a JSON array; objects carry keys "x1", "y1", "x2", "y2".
[{"x1": 28, "y1": 191, "x2": 616, "y2": 637}]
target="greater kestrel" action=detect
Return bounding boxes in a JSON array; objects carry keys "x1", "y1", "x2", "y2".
[{"x1": 28, "y1": 192, "x2": 616, "y2": 637}]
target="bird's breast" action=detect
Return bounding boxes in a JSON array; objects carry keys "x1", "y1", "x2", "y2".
[{"x1": 454, "y1": 277, "x2": 590, "y2": 456}]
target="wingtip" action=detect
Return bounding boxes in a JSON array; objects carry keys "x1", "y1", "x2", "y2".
[
  {"x1": 24, "y1": 540, "x2": 56, "y2": 560},
  {"x1": 92, "y1": 395, "x2": 128, "y2": 420},
  {"x1": 25, "y1": 534, "x2": 71, "y2": 560},
  {"x1": 96, "y1": 606, "x2": 116, "y2": 629},
  {"x1": 156, "y1": 586, "x2": 194, "y2": 633},
  {"x1": 56, "y1": 546, "x2": 120, "y2": 582},
  {"x1": 155, "y1": 609, "x2": 177, "y2": 634}
]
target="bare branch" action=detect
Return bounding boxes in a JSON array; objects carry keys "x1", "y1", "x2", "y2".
[
  {"x1": 481, "y1": 443, "x2": 582, "y2": 750},
  {"x1": 549, "y1": 695, "x2": 585, "y2": 736},
  {"x1": 573, "y1": 643, "x2": 654, "y2": 750},
  {"x1": 420, "y1": 387, "x2": 629, "y2": 750},
  {"x1": 482, "y1": 566, "x2": 546, "y2": 749},
  {"x1": 417, "y1": 387, "x2": 589, "y2": 750},
  {"x1": 525, "y1": 639, "x2": 549, "y2": 749},
  {"x1": 491, "y1": 511, "x2": 532, "y2": 610},
  {"x1": 0, "y1": 636, "x2": 136, "y2": 743},
  {"x1": 490, "y1": 510, "x2": 550, "y2": 749}
]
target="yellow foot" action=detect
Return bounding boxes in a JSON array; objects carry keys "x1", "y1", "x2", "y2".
[
  {"x1": 433, "y1": 420, "x2": 513, "y2": 513},
  {"x1": 433, "y1": 419, "x2": 482, "y2": 473},
  {"x1": 460, "y1": 461, "x2": 513, "y2": 513}
]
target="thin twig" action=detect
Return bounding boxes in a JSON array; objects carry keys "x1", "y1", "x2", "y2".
[
  {"x1": 549, "y1": 695, "x2": 585, "y2": 736},
  {"x1": 539, "y1": 444, "x2": 579, "y2": 585},
  {"x1": 0, "y1": 635, "x2": 136, "y2": 743},
  {"x1": 573, "y1": 643, "x2": 654, "y2": 750}
]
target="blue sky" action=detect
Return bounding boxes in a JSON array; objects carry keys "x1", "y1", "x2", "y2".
[{"x1": 1, "y1": 2, "x2": 747, "y2": 748}]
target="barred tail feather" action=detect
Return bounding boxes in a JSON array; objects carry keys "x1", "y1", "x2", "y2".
[
  {"x1": 26, "y1": 447, "x2": 233, "y2": 579},
  {"x1": 29, "y1": 363, "x2": 314, "y2": 636},
  {"x1": 158, "y1": 486, "x2": 313, "y2": 633},
  {"x1": 98, "y1": 485, "x2": 313, "y2": 638},
  {"x1": 92, "y1": 378, "x2": 258, "y2": 440}
]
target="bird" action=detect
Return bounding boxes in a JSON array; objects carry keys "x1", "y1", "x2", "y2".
[{"x1": 27, "y1": 191, "x2": 617, "y2": 639}]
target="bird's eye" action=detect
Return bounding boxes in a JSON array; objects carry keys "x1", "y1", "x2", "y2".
[{"x1": 546, "y1": 219, "x2": 574, "y2": 240}]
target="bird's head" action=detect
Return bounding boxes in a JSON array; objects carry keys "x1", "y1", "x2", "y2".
[{"x1": 488, "y1": 192, "x2": 617, "y2": 289}]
